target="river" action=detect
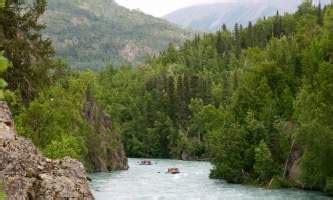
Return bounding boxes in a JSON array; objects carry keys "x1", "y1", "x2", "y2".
[{"x1": 90, "y1": 158, "x2": 331, "y2": 200}]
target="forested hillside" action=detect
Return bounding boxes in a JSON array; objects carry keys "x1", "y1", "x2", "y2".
[
  {"x1": 96, "y1": 1, "x2": 333, "y2": 194},
  {"x1": 1, "y1": 0, "x2": 333, "y2": 197},
  {"x1": 42, "y1": 0, "x2": 191, "y2": 69}
]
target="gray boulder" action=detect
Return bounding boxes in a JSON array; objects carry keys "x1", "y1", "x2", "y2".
[{"x1": 0, "y1": 101, "x2": 94, "y2": 200}]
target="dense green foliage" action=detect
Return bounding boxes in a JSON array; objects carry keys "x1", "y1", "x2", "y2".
[
  {"x1": 95, "y1": 1, "x2": 333, "y2": 193},
  {"x1": 15, "y1": 70, "x2": 112, "y2": 170},
  {"x1": 0, "y1": 0, "x2": 123, "y2": 172},
  {"x1": 97, "y1": 64, "x2": 212, "y2": 159},
  {"x1": 0, "y1": 0, "x2": 63, "y2": 103},
  {"x1": 16, "y1": 71, "x2": 89, "y2": 158},
  {"x1": 42, "y1": 0, "x2": 191, "y2": 69},
  {"x1": 1, "y1": 0, "x2": 333, "y2": 196},
  {"x1": 0, "y1": 53, "x2": 8, "y2": 98}
]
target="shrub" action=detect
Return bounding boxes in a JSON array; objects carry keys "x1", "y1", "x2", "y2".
[
  {"x1": 43, "y1": 135, "x2": 86, "y2": 160},
  {"x1": 254, "y1": 140, "x2": 275, "y2": 181}
]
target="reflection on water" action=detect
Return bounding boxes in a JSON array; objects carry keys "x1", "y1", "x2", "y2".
[{"x1": 90, "y1": 158, "x2": 331, "y2": 200}]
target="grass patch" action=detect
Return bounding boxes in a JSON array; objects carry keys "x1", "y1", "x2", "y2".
[{"x1": 0, "y1": 181, "x2": 6, "y2": 200}]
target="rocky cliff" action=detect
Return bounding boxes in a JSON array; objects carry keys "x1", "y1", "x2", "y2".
[
  {"x1": 0, "y1": 101, "x2": 94, "y2": 199},
  {"x1": 83, "y1": 91, "x2": 128, "y2": 172}
]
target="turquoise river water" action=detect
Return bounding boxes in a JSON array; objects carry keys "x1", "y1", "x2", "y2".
[{"x1": 90, "y1": 158, "x2": 331, "y2": 200}]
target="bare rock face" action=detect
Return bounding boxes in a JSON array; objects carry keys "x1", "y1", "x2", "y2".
[
  {"x1": 83, "y1": 92, "x2": 128, "y2": 172},
  {"x1": 0, "y1": 101, "x2": 94, "y2": 199},
  {"x1": 286, "y1": 144, "x2": 305, "y2": 188}
]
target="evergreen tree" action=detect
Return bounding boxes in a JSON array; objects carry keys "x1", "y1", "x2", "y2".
[
  {"x1": 216, "y1": 31, "x2": 225, "y2": 57},
  {"x1": 323, "y1": 7, "x2": 333, "y2": 61},
  {"x1": 247, "y1": 21, "x2": 254, "y2": 47},
  {"x1": 222, "y1": 24, "x2": 227, "y2": 32},
  {"x1": 254, "y1": 140, "x2": 275, "y2": 181},
  {"x1": 317, "y1": 2, "x2": 324, "y2": 25},
  {"x1": 233, "y1": 23, "x2": 241, "y2": 57},
  {"x1": 0, "y1": 0, "x2": 54, "y2": 103}
]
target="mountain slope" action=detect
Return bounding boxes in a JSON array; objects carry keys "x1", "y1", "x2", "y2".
[
  {"x1": 42, "y1": 0, "x2": 190, "y2": 69},
  {"x1": 164, "y1": 0, "x2": 330, "y2": 31}
]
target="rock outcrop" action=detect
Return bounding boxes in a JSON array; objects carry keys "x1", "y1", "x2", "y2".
[
  {"x1": 286, "y1": 145, "x2": 304, "y2": 187},
  {"x1": 83, "y1": 91, "x2": 128, "y2": 172},
  {"x1": 0, "y1": 101, "x2": 94, "y2": 199}
]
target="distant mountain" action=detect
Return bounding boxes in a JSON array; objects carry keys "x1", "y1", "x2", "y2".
[
  {"x1": 42, "y1": 0, "x2": 191, "y2": 69},
  {"x1": 164, "y1": 0, "x2": 331, "y2": 31}
]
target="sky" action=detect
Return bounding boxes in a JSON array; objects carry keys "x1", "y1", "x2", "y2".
[
  {"x1": 115, "y1": 0, "x2": 327, "y2": 17},
  {"x1": 115, "y1": 0, "x2": 232, "y2": 17}
]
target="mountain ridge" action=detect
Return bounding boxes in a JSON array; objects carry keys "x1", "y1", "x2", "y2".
[{"x1": 164, "y1": 0, "x2": 330, "y2": 31}]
